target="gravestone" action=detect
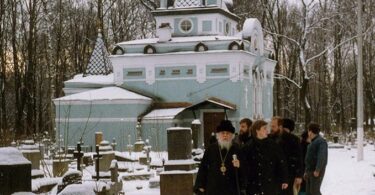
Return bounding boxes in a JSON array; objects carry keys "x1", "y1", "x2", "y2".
[
  {"x1": 53, "y1": 159, "x2": 70, "y2": 177},
  {"x1": 191, "y1": 119, "x2": 201, "y2": 149},
  {"x1": 0, "y1": 147, "x2": 31, "y2": 195},
  {"x1": 333, "y1": 136, "x2": 339, "y2": 143},
  {"x1": 19, "y1": 140, "x2": 41, "y2": 170},
  {"x1": 139, "y1": 139, "x2": 152, "y2": 167},
  {"x1": 164, "y1": 127, "x2": 195, "y2": 171},
  {"x1": 95, "y1": 132, "x2": 103, "y2": 145},
  {"x1": 99, "y1": 140, "x2": 115, "y2": 172},
  {"x1": 111, "y1": 138, "x2": 117, "y2": 151},
  {"x1": 134, "y1": 122, "x2": 145, "y2": 152},
  {"x1": 108, "y1": 160, "x2": 123, "y2": 194},
  {"x1": 160, "y1": 127, "x2": 197, "y2": 195}
]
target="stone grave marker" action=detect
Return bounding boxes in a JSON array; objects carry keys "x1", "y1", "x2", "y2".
[
  {"x1": 98, "y1": 140, "x2": 115, "y2": 172},
  {"x1": 134, "y1": 122, "x2": 145, "y2": 152},
  {"x1": 19, "y1": 140, "x2": 41, "y2": 170},
  {"x1": 0, "y1": 147, "x2": 31, "y2": 194},
  {"x1": 191, "y1": 119, "x2": 201, "y2": 149},
  {"x1": 160, "y1": 127, "x2": 197, "y2": 195}
]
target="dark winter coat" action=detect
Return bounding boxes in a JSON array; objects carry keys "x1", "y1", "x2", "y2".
[
  {"x1": 194, "y1": 142, "x2": 244, "y2": 195},
  {"x1": 242, "y1": 137, "x2": 289, "y2": 195},
  {"x1": 305, "y1": 135, "x2": 328, "y2": 173},
  {"x1": 270, "y1": 132, "x2": 304, "y2": 178},
  {"x1": 233, "y1": 133, "x2": 251, "y2": 148},
  {"x1": 300, "y1": 139, "x2": 309, "y2": 192}
]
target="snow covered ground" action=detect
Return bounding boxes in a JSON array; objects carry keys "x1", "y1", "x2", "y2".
[
  {"x1": 321, "y1": 145, "x2": 375, "y2": 195},
  {"x1": 122, "y1": 145, "x2": 375, "y2": 195}
]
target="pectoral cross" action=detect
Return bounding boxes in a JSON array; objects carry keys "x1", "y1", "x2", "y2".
[{"x1": 220, "y1": 163, "x2": 227, "y2": 175}]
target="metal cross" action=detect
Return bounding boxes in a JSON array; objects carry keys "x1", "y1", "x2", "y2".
[
  {"x1": 73, "y1": 143, "x2": 84, "y2": 171},
  {"x1": 93, "y1": 145, "x2": 102, "y2": 181}
]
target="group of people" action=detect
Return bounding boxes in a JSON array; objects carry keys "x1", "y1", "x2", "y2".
[{"x1": 194, "y1": 117, "x2": 328, "y2": 195}]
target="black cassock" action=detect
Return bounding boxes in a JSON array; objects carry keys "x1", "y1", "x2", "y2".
[
  {"x1": 242, "y1": 137, "x2": 289, "y2": 195},
  {"x1": 194, "y1": 142, "x2": 244, "y2": 195}
]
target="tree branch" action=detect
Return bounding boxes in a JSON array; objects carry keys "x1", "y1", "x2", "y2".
[
  {"x1": 263, "y1": 29, "x2": 300, "y2": 47},
  {"x1": 274, "y1": 73, "x2": 302, "y2": 89}
]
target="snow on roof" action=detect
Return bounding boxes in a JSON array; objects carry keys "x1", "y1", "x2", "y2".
[
  {"x1": 0, "y1": 147, "x2": 31, "y2": 165},
  {"x1": 65, "y1": 73, "x2": 114, "y2": 85},
  {"x1": 54, "y1": 87, "x2": 152, "y2": 102},
  {"x1": 117, "y1": 36, "x2": 241, "y2": 45},
  {"x1": 143, "y1": 107, "x2": 186, "y2": 120}
]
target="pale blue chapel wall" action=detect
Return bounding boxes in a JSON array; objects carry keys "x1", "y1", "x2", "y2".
[
  {"x1": 206, "y1": 0, "x2": 217, "y2": 5},
  {"x1": 54, "y1": 102, "x2": 154, "y2": 149},
  {"x1": 56, "y1": 119, "x2": 171, "y2": 151},
  {"x1": 64, "y1": 82, "x2": 112, "y2": 88},
  {"x1": 238, "y1": 79, "x2": 254, "y2": 120},
  {"x1": 202, "y1": 20, "x2": 212, "y2": 32},
  {"x1": 141, "y1": 123, "x2": 171, "y2": 151},
  {"x1": 122, "y1": 78, "x2": 241, "y2": 106},
  {"x1": 55, "y1": 104, "x2": 149, "y2": 119},
  {"x1": 56, "y1": 120, "x2": 139, "y2": 151},
  {"x1": 262, "y1": 82, "x2": 274, "y2": 120}
]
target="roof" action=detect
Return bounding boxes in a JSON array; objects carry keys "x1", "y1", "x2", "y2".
[
  {"x1": 117, "y1": 36, "x2": 241, "y2": 46},
  {"x1": 0, "y1": 147, "x2": 31, "y2": 165},
  {"x1": 54, "y1": 87, "x2": 152, "y2": 102},
  {"x1": 152, "y1": 7, "x2": 240, "y2": 21},
  {"x1": 65, "y1": 73, "x2": 114, "y2": 85},
  {"x1": 143, "y1": 107, "x2": 186, "y2": 120},
  {"x1": 84, "y1": 32, "x2": 113, "y2": 76},
  {"x1": 188, "y1": 97, "x2": 236, "y2": 110}
]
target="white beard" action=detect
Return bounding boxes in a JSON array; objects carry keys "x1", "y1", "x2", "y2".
[{"x1": 216, "y1": 134, "x2": 233, "y2": 150}]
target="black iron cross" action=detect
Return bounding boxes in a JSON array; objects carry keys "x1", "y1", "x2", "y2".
[
  {"x1": 73, "y1": 143, "x2": 84, "y2": 171},
  {"x1": 93, "y1": 145, "x2": 102, "y2": 181}
]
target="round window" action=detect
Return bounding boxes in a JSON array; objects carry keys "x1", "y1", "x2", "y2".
[{"x1": 180, "y1": 19, "x2": 193, "y2": 33}]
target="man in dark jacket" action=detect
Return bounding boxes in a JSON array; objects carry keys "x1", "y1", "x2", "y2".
[
  {"x1": 234, "y1": 118, "x2": 253, "y2": 147},
  {"x1": 304, "y1": 122, "x2": 328, "y2": 195},
  {"x1": 299, "y1": 130, "x2": 309, "y2": 195},
  {"x1": 269, "y1": 117, "x2": 303, "y2": 195},
  {"x1": 194, "y1": 120, "x2": 244, "y2": 195}
]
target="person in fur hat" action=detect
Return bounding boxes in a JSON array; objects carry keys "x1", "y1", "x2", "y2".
[{"x1": 194, "y1": 120, "x2": 245, "y2": 195}]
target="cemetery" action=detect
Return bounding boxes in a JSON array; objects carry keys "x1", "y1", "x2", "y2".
[{"x1": 0, "y1": 0, "x2": 375, "y2": 195}]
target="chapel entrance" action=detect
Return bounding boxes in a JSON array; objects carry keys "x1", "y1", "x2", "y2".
[{"x1": 203, "y1": 112, "x2": 225, "y2": 148}]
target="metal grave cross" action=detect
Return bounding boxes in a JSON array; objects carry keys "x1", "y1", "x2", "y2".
[
  {"x1": 73, "y1": 143, "x2": 84, "y2": 171},
  {"x1": 93, "y1": 145, "x2": 103, "y2": 181}
]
